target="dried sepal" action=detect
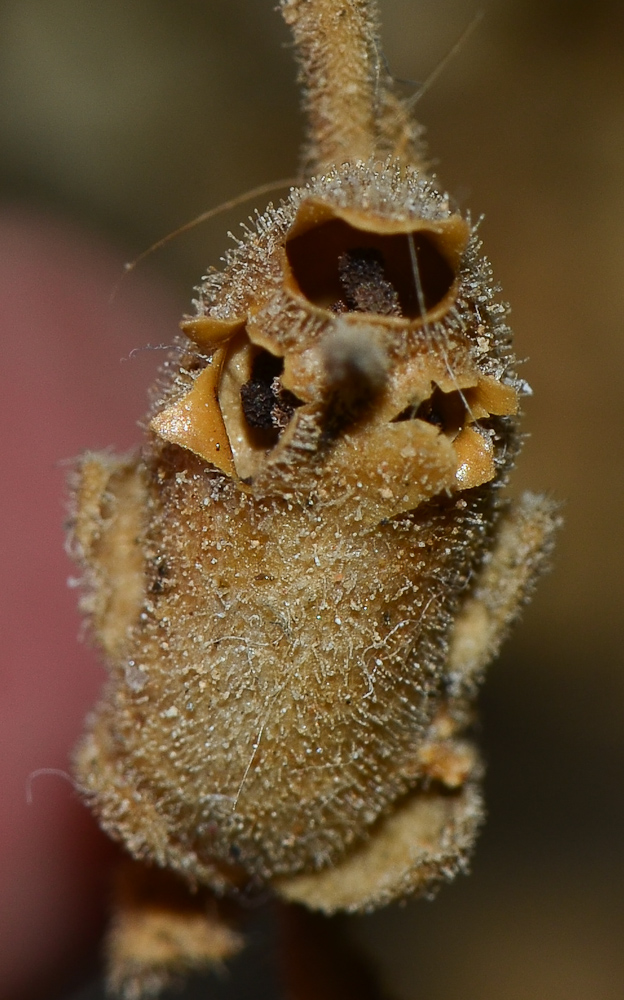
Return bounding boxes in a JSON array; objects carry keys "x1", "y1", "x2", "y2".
[
  {"x1": 69, "y1": 454, "x2": 148, "y2": 660},
  {"x1": 447, "y1": 492, "x2": 562, "y2": 695},
  {"x1": 275, "y1": 782, "x2": 483, "y2": 913},
  {"x1": 106, "y1": 862, "x2": 243, "y2": 999}
]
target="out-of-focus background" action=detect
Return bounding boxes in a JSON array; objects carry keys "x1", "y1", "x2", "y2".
[{"x1": 1, "y1": 1, "x2": 622, "y2": 998}]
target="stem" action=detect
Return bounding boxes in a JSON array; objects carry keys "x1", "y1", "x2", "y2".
[
  {"x1": 280, "y1": 0, "x2": 382, "y2": 173},
  {"x1": 278, "y1": 903, "x2": 386, "y2": 1000}
]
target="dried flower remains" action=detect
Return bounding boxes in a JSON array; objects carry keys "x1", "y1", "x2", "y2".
[{"x1": 68, "y1": 1, "x2": 559, "y2": 995}]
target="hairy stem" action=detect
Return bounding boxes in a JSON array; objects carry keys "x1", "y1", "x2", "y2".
[{"x1": 280, "y1": 0, "x2": 382, "y2": 172}]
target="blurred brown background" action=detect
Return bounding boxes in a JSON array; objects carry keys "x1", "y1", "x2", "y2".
[{"x1": 1, "y1": 1, "x2": 622, "y2": 998}]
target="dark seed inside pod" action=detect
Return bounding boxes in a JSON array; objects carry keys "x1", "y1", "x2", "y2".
[
  {"x1": 286, "y1": 218, "x2": 457, "y2": 319},
  {"x1": 240, "y1": 351, "x2": 302, "y2": 433},
  {"x1": 332, "y1": 247, "x2": 402, "y2": 316}
]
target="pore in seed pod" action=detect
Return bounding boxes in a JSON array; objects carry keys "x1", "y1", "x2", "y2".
[{"x1": 68, "y1": 1, "x2": 560, "y2": 995}]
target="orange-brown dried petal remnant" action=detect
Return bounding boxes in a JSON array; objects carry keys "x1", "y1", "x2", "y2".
[
  {"x1": 179, "y1": 314, "x2": 246, "y2": 349},
  {"x1": 454, "y1": 426, "x2": 495, "y2": 489},
  {"x1": 150, "y1": 350, "x2": 236, "y2": 477},
  {"x1": 471, "y1": 375, "x2": 518, "y2": 418}
]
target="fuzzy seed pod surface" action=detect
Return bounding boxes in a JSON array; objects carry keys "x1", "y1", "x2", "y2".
[{"x1": 68, "y1": 0, "x2": 559, "y2": 993}]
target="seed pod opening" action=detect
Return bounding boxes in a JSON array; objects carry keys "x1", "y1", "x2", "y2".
[
  {"x1": 218, "y1": 330, "x2": 304, "y2": 480},
  {"x1": 284, "y1": 199, "x2": 468, "y2": 322}
]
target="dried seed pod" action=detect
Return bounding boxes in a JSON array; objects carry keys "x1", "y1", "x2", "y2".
[{"x1": 69, "y1": 0, "x2": 559, "y2": 993}]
